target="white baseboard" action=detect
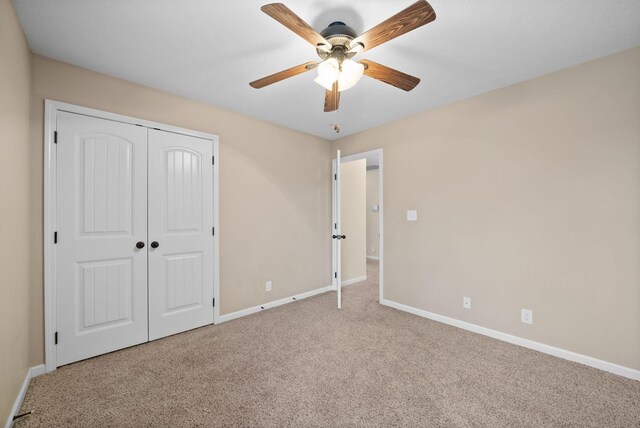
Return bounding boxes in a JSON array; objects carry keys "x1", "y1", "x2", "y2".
[
  {"x1": 366, "y1": 256, "x2": 379, "y2": 261},
  {"x1": 380, "y1": 299, "x2": 640, "y2": 381},
  {"x1": 5, "y1": 364, "x2": 45, "y2": 428},
  {"x1": 217, "y1": 285, "x2": 334, "y2": 324},
  {"x1": 341, "y1": 275, "x2": 367, "y2": 286}
]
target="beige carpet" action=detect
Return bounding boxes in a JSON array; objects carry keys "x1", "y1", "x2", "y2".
[{"x1": 16, "y1": 261, "x2": 640, "y2": 427}]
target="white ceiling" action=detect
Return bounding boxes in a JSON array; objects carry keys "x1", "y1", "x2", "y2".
[{"x1": 13, "y1": 0, "x2": 640, "y2": 140}]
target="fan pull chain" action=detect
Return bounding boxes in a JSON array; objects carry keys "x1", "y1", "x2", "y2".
[{"x1": 332, "y1": 108, "x2": 341, "y2": 134}]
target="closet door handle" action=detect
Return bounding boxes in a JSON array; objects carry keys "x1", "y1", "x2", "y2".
[
  {"x1": 150, "y1": 241, "x2": 159, "y2": 248},
  {"x1": 136, "y1": 241, "x2": 145, "y2": 249}
]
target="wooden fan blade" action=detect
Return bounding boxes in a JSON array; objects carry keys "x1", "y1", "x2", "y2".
[
  {"x1": 350, "y1": 0, "x2": 436, "y2": 52},
  {"x1": 261, "y1": 3, "x2": 331, "y2": 50},
  {"x1": 361, "y1": 60, "x2": 420, "y2": 91},
  {"x1": 324, "y1": 81, "x2": 340, "y2": 112},
  {"x1": 250, "y1": 61, "x2": 317, "y2": 89}
]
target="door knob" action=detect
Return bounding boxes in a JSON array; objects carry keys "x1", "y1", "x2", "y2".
[
  {"x1": 150, "y1": 241, "x2": 159, "y2": 248},
  {"x1": 136, "y1": 241, "x2": 145, "y2": 249}
]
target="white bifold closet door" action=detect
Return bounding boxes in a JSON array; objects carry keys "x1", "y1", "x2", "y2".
[
  {"x1": 55, "y1": 113, "x2": 214, "y2": 366},
  {"x1": 147, "y1": 129, "x2": 214, "y2": 340}
]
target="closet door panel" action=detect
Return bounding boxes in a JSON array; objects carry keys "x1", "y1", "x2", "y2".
[
  {"x1": 148, "y1": 129, "x2": 214, "y2": 340},
  {"x1": 56, "y1": 112, "x2": 148, "y2": 366}
]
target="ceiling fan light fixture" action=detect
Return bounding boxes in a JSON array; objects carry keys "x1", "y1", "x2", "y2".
[
  {"x1": 337, "y1": 59, "x2": 364, "y2": 92},
  {"x1": 314, "y1": 57, "x2": 339, "y2": 90}
]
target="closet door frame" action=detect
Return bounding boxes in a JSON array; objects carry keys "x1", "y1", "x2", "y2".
[{"x1": 44, "y1": 100, "x2": 220, "y2": 373}]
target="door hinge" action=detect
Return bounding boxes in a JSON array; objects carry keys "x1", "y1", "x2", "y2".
[
  {"x1": 212, "y1": 298, "x2": 215, "y2": 307},
  {"x1": 54, "y1": 331, "x2": 58, "y2": 345},
  {"x1": 334, "y1": 173, "x2": 337, "y2": 180},
  {"x1": 54, "y1": 231, "x2": 58, "y2": 244},
  {"x1": 212, "y1": 156, "x2": 215, "y2": 165},
  {"x1": 212, "y1": 227, "x2": 215, "y2": 236},
  {"x1": 334, "y1": 223, "x2": 337, "y2": 230},
  {"x1": 54, "y1": 131, "x2": 58, "y2": 144},
  {"x1": 334, "y1": 272, "x2": 337, "y2": 279}
]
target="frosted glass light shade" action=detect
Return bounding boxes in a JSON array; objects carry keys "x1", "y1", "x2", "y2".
[
  {"x1": 314, "y1": 58, "x2": 339, "y2": 90},
  {"x1": 338, "y1": 59, "x2": 364, "y2": 92}
]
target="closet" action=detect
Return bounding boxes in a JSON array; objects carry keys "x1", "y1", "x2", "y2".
[{"x1": 51, "y1": 107, "x2": 217, "y2": 367}]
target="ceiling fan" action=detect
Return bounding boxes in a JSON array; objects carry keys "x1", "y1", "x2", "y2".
[{"x1": 249, "y1": 1, "x2": 437, "y2": 112}]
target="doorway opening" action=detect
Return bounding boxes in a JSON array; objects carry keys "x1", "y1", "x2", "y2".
[{"x1": 332, "y1": 149, "x2": 383, "y2": 308}]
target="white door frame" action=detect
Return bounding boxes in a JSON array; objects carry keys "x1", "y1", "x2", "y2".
[
  {"x1": 44, "y1": 100, "x2": 220, "y2": 372},
  {"x1": 331, "y1": 148, "x2": 384, "y2": 304}
]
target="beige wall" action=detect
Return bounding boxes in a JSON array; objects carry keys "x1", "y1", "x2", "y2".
[
  {"x1": 340, "y1": 159, "x2": 367, "y2": 282},
  {"x1": 332, "y1": 47, "x2": 640, "y2": 370},
  {"x1": 366, "y1": 169, "x2": 380, "y2": 259},
  {"x1": 0, "y1": 0, "x2": 31, "y2": 420},
  {"x1": 28, "y1": 55, "x2": 332, "y2": 366}
]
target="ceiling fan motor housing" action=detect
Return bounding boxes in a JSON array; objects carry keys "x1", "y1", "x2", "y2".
[{"x1": 317, "y1": 21, "x2": 358, "y2": 59}]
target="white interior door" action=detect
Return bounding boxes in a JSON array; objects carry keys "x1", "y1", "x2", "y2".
[
  {"x1": 333, "y1": 150, "x2": 343, "y2": 309},
  {"x1": 56, "y1": 112, "x2": 148, "y2": 366},
  {"x1": 147, "y1": 129, "x2": 214, "y2": 340}
]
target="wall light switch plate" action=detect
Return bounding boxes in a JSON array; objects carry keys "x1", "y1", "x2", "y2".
[
  {"x1": 521, "y1": 308, "x2": 533, "y2": 324},
  {"x1": 463, "y1": 296, "x2": 471, "y2": 309},
  {"x1": 407, "y1": 210, "x2": 418, "y2": 221},
  {"x1": 266, "y1": 280, "x2": 272, "y2": 292}
]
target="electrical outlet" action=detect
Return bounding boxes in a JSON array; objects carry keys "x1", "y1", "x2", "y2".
[
  {"x1": 521, "y1": 309, "x2": 533, "y2": 324},
  {"x1": 266, "y1": 280, "x2": 272, "y2": 292},
  {"x1": 463, "y1": 296, "x2": 471, "y2": 309}
]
